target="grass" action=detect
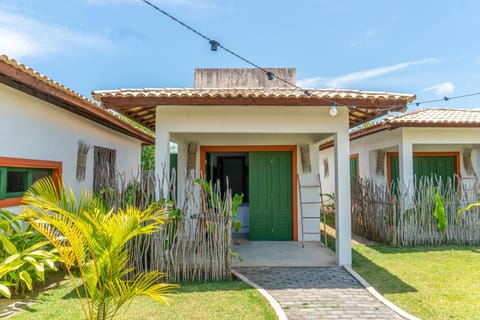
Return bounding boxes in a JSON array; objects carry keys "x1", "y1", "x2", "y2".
[
  {"x1": 324, "y1": 215, "x2": 480, "y2": 320},
  {"x1": 8, "y1": 277, "x2": 277, "y2": 320},
  {"x1": 352, "y1": 244, "x2": 480, "y2": 320}
]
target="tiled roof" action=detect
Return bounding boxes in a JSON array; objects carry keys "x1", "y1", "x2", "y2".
[
  {"x1": 350, "y1": 108, "x2": 480, "y2": 140},
  {"x1": 0, "y1": 55, "x2": 154, "y2": 144},
  {"x1": 0, "y1": 55, "x2": 97, "y2": 105},
  {"x1": 386, "y1": 108, "x2": 480, "y2": 125},
  {"x1": 93, "y1": 87, "x2": 415, "y2": 102},
  {"x1": 93, "y1": 88, "x2": 415, "y2": 131},
  {"x1": 319, "y1": 108, "x2": 480, "y2": 150}
]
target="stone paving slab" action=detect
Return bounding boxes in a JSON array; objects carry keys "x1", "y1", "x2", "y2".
[{"x1": 235, "y1": 267, "x2": 405, "y2": 320}]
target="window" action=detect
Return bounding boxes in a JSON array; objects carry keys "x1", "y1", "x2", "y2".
[
  {"x1": 0, "y1": 157, "x2": 62, "y2": 208},
  {"x1": 1, "y1": 168, "x2": 51, "y2": 199},
  {"x1": 387, "y1": 152, "x2": 459, "y2": 191}
]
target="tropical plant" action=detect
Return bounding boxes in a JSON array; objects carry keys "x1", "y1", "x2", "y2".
[
  {"x1": 0, "y1": 209, "x2": 59, "y2": 298},
  {"x1": 141, "y1": 145, "x2": 156, "y2": 171},
  {"x1": 194, "y1": 179, "x2": 243, "y2": 220},
  {"x1": 20, "y1": 177, "x2": 178, "y2": 320},
  {"x1": 457, "y1": 202, "x2": 480, "y2": 216},
  {"x1": 432, "y1": 188, "x2": 447, "y2": 232}
]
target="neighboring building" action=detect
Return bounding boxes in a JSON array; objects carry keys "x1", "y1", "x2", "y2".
[
  {"x1": 0, "y1": 55, "x2": 154, "y2": 209},
  {"x1": 93, "y1": 68, "x2": 415, "y2": 266},
  {"x1": 319, "y1": 108, "x2": 480, "y2": 194}
]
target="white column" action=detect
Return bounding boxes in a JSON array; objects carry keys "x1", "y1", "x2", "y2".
[
  {"x1": 359, "y1": 149, "x2": 370, "y2": 178},
  {"x1": 399, "y1": 132, "x2": 413, "y2": 208},
  {"x1": 176, "y1": 141, "x2": 188, "y2": 208},
  {"x1": 155, "y1": 129, "x2": 170, "y2": 200},
  {"x1": 399, "y1": 143, "x2": 413, "y2": 188},
  {"x1": 334, "y1": 130, "x2": 352, "y2": 266}
]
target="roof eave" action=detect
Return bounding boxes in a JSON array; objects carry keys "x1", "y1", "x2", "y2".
[
  {"x1": 0, "y1": 57, "x2": 154, "y2": 145},
  {"x1": 96, "y1": 93, "x2": 413, "y2": 131}
]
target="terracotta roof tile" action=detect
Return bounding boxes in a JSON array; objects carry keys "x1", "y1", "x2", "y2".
[
  {"x1": 350, "y1": 108, "x2": 480, "y2": 140},
  {"x1": 0, "y1": 55, "x2": 154, "y2": 144},
  {"x1": 0, "y1": 55, "x2": 98, "y2": 105},
  {"x1": 388, "y1": 108, "x2": 480, "y2": 125},
  {"x1": 93, "y1": 87, "x2": 415, "y2": 102}
]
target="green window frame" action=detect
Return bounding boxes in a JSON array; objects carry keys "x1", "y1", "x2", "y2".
[{"x1": 0, "y1": 167, "x2": 52, "y2": 200}]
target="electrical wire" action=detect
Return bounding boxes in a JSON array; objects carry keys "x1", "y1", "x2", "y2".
[
  {"x1": 140, "y1": 0, "x2": 408, "y2": 112},
  {"x1": 140, "y1": 0, "x2": 316, "y2": 97},
  {"x1": 412, "y1": 91, "x2": 480, "y2": 106}
]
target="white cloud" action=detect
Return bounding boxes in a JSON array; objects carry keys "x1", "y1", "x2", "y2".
[
  {"x1": 297, "y1": 58, "x2": 438, "y2": 89},
  {"x1": 0, "y1": 10, "x2": 111, "y2": 58},
  {"x1": 297, "y1": 76, "x2": 325, "y2": 87},
  {"x1": 326, "y1": 58, "x2": 437, "y2": 88},
  {"x1": 424, "y1": 82, "x2": 455, "y2": 95}
]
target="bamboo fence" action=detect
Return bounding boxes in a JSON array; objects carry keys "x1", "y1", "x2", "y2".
[
  {"x1": 352, "y1": 176, "x2": 480, "y2": 246},
  {"x1": 105, "y1": 170, "x2": 233, "y2": 282}
]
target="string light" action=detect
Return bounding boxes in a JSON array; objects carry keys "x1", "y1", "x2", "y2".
[
  {"x1": 329, "y1": 102, "x2": 338, "y2": 116},
  {"x1": 412, "y1": 91, "x2": 480, "y2": 106},
  {"x1": 140, "y1": 0, "x2": 405, "y2": 113}
]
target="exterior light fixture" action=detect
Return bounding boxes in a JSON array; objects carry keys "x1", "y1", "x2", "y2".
[
  {"x1": 266, "y1": 71, "x2": 274, "y2": 80},
  {"x1": 329, "y1": 102, "x2": 338, "y2": 116},
  {"x1": 209, "y1": 40, "x2": 219, "y2": 51},
  {"x1": 304, "y1": 90, "x2": 312, "y2": 96}
]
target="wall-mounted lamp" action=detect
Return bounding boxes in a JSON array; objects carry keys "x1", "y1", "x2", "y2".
[
  {"x1": 266, "y1": 71, "x2": 274, "y2": 80},
  {"x1": 329, "y1": 102, "x2": 338, "y2": 116}
]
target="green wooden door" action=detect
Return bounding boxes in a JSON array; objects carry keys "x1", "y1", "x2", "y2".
[
  {"x1": 390, "y1": 155, "x2": 456, "y2": 187},
  {"x1": 249, "y1": 152, "x2": 292, "y2": 240}
]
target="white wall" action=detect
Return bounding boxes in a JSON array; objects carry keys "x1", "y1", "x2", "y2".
[
  {"x1": 320, "y1": 126, "x2": 480, "y2": 192},
  {"x1": 156, "y1": 104, "x2": 352, "y2": 265},
  {"x1": 0, "y1": 83, "x2": 142, "y2": 207},
  {"x1": 319, "y1": 142, "x2": 335, "y2": 195}
]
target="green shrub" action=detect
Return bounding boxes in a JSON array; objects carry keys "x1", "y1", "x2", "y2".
[{"x1": 0, "y1": 210, "x2": 59, "y2": 298}]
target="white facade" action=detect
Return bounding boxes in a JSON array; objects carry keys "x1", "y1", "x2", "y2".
[
  {"x1": 0, "y1": 83, "x2": 142, "y2": 207},
  {"x1": 155, "y1": 104, "x2": 352, "y2": 266},
  {"x1": 320, "y1": 126, "x2": 480, "y2": 195}
]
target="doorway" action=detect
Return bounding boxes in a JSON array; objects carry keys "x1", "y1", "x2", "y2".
[{"x1": 202, "y1": 146, "x2": 297, "y2": 241}]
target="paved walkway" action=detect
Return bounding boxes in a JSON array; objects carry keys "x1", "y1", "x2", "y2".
[{"x1": 235, "y1": 266, "x2": 405, "y2": 320}]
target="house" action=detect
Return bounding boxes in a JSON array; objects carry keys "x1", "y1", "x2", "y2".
[
  {"x1": 319, "y1": 108, "x2": 480, "y2": 194},
  {"x1": 93, "y1": 68, "x2": 415, "y2": 266},
  {"x1": 0, "y1": 55, "x2": 154, "y2": 209}
]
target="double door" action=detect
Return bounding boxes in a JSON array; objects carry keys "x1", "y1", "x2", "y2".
[{"x1": 249, "y1": 152, "x2": 292, "y2": 240}]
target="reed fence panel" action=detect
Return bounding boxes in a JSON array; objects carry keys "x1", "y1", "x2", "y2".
[{"x1": 351, "y1": 177, "x2": 480, "y2": 246}]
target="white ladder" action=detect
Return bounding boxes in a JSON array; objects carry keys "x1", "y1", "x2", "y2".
[{"x1": 297, "y1": 174, "x2": 328, "y2": 248}]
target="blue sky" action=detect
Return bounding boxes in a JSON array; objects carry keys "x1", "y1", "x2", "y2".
[{"x1": 2, "y1": 0, "x2": 480, "y2": 109}]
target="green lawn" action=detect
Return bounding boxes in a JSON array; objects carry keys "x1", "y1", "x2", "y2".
[
  {"x1": 324, "y1": 215, "x2": 480, "y2": 320},
  {"x1": 352, "y1": 244, "x2": 480, "y2": 320},
  {"x1": 9, "y1": 278, "x2": 277, "y2": 320}
]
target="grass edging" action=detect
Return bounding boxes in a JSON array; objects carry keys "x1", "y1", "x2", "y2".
[
  {"x1": 344, "y1": 266, "x2": 420, "y2": 320},
  {"x1": 231, "y1": 270, "x2": 287, "y2": 320}
]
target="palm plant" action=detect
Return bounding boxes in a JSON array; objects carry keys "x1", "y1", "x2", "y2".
[{"x1": 20, "y1": 177, "x2": 178, "y2": 320}]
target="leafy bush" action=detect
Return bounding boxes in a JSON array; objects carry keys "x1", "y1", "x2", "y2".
[
  {"x1": 20, "y1": 177, "x2": 178, "y2": 320},
  {"x1": 0, "y1": 210, "x2": 59, "y2": 298}
]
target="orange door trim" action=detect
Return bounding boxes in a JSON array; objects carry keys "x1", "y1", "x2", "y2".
[{"x1": 200, "y1": 145, "x2": 298, "y2": 241}]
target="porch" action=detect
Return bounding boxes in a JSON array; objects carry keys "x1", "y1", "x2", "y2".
[{"x1": 233, "y1": 240, "x2": 336, "y2": 267}]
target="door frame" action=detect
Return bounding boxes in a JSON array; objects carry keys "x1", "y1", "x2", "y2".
[{"x1": 200, "y1": 145, "x2": 298, "y2": 241}]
